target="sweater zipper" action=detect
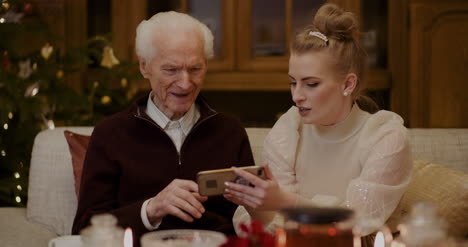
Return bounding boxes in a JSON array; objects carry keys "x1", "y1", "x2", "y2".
[
  {"x1": 135, "y1": 112, "x2": 218, "y2": 166},
  {"x1": 134, "y1": 115, "x2": 182, "y2": 164},
  {"x1": 178, "y1": 113, "x2": 218, "y2": 165}
]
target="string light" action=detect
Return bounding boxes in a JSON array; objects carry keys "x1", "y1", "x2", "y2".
[
  {"x1": 3, "y1": 123, "x2": 8, "y2": 130},
  {"x1": 1, "y1": 150, "x2": 5, "y2": 156},
  {"x1": 0, "y1": 18, "x2": 5, "y2": 24},
  {"x1": 8, "y1": 112, "x2": 13, "y2": 119},
  {"x1": 31, "y1": 87, "x2": 39, "y2": 96},
  {"x1": 14, "y1": 172, "x2": 20, "y2": 179},
  {"x1": 15, "y1": 196, "x2": 21, "y2": 203},
  {"x1": 16, "y1": 185, "x2": 22, "y2": 191}
]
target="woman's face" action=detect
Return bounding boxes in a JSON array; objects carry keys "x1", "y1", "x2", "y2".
[{"x1": 288, "y1": 50, "x2": 352, "y2": 125}]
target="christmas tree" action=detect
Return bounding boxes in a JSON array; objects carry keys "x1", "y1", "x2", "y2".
[{"x1": 0, "y1": 0, "x2": 141, "y2": 206}]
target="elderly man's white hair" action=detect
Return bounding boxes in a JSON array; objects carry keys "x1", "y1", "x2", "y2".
[{"x1": 135, "y1": 11, "x2": 214, "y2": 63}]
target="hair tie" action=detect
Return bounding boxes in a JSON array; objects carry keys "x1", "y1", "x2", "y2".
[{"x1": 309, "y1": 31, "x2": 329, "y2": 43}]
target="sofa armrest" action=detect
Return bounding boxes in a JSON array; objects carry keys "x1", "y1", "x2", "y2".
[{"x1": 0, "y1": 207, "x2": 57, "y2": 247}]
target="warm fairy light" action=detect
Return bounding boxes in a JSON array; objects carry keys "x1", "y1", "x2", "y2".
[
  {"x1": 8, "y1": 112, "x2": 13, "y2": 119},
  {"x1": 15, "y1": 196, "x2": 21, "y2": 203},
  {"x1": 3, "y1": 123, "x2": 8, "y2": 130},
  {"x1": 14, "y1": 172, "x2": 20, "y2": 179},
  {"x1": 17, "y1": 185, "x2": 22, "y2": 191},
  {"x1": 0, "y1": 18, "x2": 5, "y2": 23},
  {"x1": 47, "y1": 120, "x2": 55, "y2": 129},
  {"x1": 1, "y1": 150, "x2": 5, "y2": 156},
  {"x1": 31, "y1": 87, "x2": 39, "y2": 96},
  {"x1": 374, "y1": 231, "x2": 385, "y2": 247},
  {"x1": 124, "y1": 227, "x2": 132, "y2": 247}
]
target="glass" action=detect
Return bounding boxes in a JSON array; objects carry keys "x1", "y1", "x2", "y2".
[
  {"x1": 87, "y1": 0, "x2": 111, "y2": 38},
  {"x1": 292, "y1": 0, "x2": 326, "y2": 33},
  {"x1": 361, "y1": 0, "x2": 388, "y2": 69},
  {"x1": 276, "y1": 207, "x2": 358, "y2": 247},
  {"x1": 251, "y1": 0, "x2": 286, "y2": 57},
  {"x1": 393, "y1": 202, "x2": 448, "y2": 247},
  {"x1": 80, "y1": 214, "x2": 124, "y2": 247},
  {"x1": 188, "y1": 0, "x2": 222, "y2": 57},
  {"x1": 147, "y1": 0, "x2": 182, "y2": 17}
]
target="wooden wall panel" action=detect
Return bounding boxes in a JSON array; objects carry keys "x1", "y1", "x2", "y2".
[{"x1": 409, "y1": 0, "x2": 468, "y2": 127}]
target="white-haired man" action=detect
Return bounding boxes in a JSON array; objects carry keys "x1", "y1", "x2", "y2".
[{"x1": 72, "y1": 12, "x2": 254, "y2": 244}]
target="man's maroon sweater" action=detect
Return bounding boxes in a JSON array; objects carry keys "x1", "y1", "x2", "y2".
[{"x1": 72, "y1": 94, "x2": 255, "y2": 243}]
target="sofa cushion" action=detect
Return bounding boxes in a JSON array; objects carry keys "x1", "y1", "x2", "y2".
[
  {"x1": 27, "y1": 127, "x2": 94, "y2": 236},
  {"x1": 63, "y1": 131, "x2": 90, "y2": 197},
  {"x1": 409, "y1": 129, "x2": 468, "y2": 173},
  {"x1": 391, "y1": 160, "x2": 468, "y2": 237}
]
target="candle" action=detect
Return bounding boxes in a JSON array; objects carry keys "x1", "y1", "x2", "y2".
[
  {"x1": 124, "y1": 227, "x2": 133, "y2": 247},
  {"x1": 374, "y1": 232, "x2": 385, "y2": 247}
]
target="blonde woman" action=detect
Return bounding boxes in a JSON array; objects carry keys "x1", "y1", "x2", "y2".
[{"x1": 224, "y1": 3, "x2": 412, "y2": 239}]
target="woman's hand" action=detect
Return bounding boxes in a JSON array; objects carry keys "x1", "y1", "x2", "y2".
[{"x1": 223, "y1": 164, "x2": 296, "y2": 210}]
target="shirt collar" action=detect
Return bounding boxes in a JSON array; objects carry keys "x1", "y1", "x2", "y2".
[{"x1": 145, "y1": 92, "x2": 199, "y2": 135}]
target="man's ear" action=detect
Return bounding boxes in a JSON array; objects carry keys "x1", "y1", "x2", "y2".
[
  {"x1": 342, "y1": 73, "x2": 357, "y2": 94},
  {"x1": 139, "y1": 58, "x2": 150, "y2": 79}
]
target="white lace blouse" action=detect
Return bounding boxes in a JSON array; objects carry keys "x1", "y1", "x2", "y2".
[{"x1": 233, "y1": 105, "x2": 412, "y2": 235}]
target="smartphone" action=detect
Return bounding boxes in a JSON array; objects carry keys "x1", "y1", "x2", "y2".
[{"x1": 197, "y1": 166, "x2": 265, "y2": 196}]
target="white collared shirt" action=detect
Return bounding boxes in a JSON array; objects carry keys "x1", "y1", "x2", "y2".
[{"x1": 141, "y1": 92, "x2": 200, "y2": 230}]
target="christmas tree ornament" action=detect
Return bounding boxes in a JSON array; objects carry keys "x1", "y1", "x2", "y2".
[
  {"x1": 56, "y1": 69, "x2": 64, "y2": 79},
  {"x1": 2, "y1": 1, "x2": 10, "y2": 10},
  {"x1": 22, "y1": 3, "x2": 33, "y2": 15},
  {"x1": 18, "y1": 59, "x2": 33, "y2": 79},
  {"x1": 24, "y1": 81, "x2": 40, "y2": 97},
  {"x1": 120, "y1": 78, "x2": 128, "y2": 88},
  {"x1": 41, "y1": 43, "x2": 53, "y2": 60},
  {"x1": 46, "y1": 119, "x2": 55, "y2": 129},
  {"x1": 101, "y1": 95, "x2": 112, "y2": 104},
  {"x1": 100, "y1": 46, "x2": 120, "y2": 69},
  {"x1": 2, "y1": 51, "x2": 11, "y2": 70}
]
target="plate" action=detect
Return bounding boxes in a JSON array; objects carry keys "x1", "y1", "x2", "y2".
[
  {"x1": 141, "y1": 229, "x2": 227, "y2": 247},
  {"x1": 48, "y1": 235, "x2": 82, "y2": 247}
]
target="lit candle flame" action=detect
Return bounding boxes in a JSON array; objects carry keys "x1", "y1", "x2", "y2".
[
  {"x1": 374, "y1": 231, "x2": 385, "y2": 247},
  {"x1": 124, "y1": 227, "x2": 133, "y2": 247}
]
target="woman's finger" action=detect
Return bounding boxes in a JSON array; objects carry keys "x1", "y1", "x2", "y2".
[
  {"x1": 233, "y1": 167, "x2": 267, "y2": 188},
  {"x1": 263, "y1": 164, "x2": 275, "y2": 180},
  {"x1": 225, "y1": 181, "x2": 264, "y2": 199},
  {"x1": 225, "y1": 188, "x2": 262, "y2": 208}
]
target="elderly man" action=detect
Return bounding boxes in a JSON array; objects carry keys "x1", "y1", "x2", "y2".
[{"x1": 72, "y1": 11, "x2": 254, "y2": 243}]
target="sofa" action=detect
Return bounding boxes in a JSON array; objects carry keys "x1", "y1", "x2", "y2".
[{"x1": 0, "y1": 127, "x2": 467, "y2": 247}]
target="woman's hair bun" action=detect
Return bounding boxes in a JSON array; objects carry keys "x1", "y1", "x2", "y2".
[{"x1": 313, "y1": 4, "x2": 358, "y2": 41}]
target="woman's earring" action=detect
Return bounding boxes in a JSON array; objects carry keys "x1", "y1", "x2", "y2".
[{"x1": 343, "y1": 91, "x2": 349, "y2": 96}]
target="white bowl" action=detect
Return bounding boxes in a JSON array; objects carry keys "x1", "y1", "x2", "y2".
[{"x1": 141, "y1": 229, "x2": 227, "y2": 247}]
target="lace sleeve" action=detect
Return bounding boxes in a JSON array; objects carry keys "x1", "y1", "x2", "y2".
[
  {"x1": 346, "y1": 125, "x2": 412, "y2": 235},
  {"x1": 233, "y1": 108, "x2": 301, "y2": 234}
]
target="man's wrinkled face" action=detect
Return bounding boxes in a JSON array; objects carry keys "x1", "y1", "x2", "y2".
[{"x1": 140, "y1": 30, "x2": 207, "y2": 120}]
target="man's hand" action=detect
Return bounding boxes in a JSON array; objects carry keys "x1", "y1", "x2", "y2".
[{"x1": 146, "y1": 179, "x2": 208, "y2": 224}]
